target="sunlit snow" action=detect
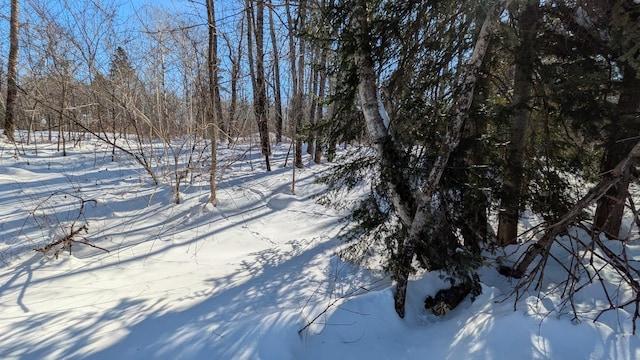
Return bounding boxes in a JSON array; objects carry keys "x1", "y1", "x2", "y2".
[{"x1": 0, "y1": 134, "x2": 638, "y2": 359}]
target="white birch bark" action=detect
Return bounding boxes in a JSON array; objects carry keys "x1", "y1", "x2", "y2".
[{"x1": 352, "y1": 0, "x2": 512, "y2": 318}]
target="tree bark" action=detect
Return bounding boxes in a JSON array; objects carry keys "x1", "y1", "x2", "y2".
[
  {"x1": 223, "y1": 27, "x2": 243, "y2": 145},
  {"x1": 314, "y1": 51, "x2": 327, "y2": 164},
  {"x1": 307, "y1": 48, "x2": 320, "y2": 156},
  {"x1": 593, "y1": 65, "x2": 640, "y2": 239},
  {"x1": 4, "y1": 0, "x2": 19, "y2": 143},
  {"x1": 286, "y1": 0, "x2": 306, "y2": 169},
  {"x1": 497, "y1": 0, "x2": 539, "y2": 246},
  {"x1": 206, "y1": 0, "x2": 220, "y2": 205},
  {"x1": 229, "y1": 46, "x2": 240, "y2": 144},
  {"x1": 246, "y1": 0, "x2": 257, "y2": 100},
  {"x1": 352, "y1": 0, "x2": 511, "y2": 317},
  {"x1": 254, "y1": 0, "x2": 271, "y2": 170},
  {"x1": 268, "y1": 0, "x2": 284, "y2": 145}
]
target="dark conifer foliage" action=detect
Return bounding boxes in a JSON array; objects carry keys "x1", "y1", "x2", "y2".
[
  {"x1": 317, "y1": 0, "x2": 640, "y2": 318},
  {"x1": 317, "y1": 0, "x2": 509, "y2": 316}
]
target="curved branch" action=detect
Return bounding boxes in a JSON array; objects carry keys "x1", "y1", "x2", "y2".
[{"x1": 500, "y1": 139, "x2": 640, "y2": 279}]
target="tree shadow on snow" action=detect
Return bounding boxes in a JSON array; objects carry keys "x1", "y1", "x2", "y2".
[{"x1": 80, "y1": 240, "x2": 338, "y2": 359}]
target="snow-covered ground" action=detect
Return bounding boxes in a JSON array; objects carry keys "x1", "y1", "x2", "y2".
[{"x1": 0, "y1": 135, "x2": 638, "y2": 359}]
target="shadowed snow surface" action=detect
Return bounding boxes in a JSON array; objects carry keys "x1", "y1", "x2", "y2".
[{"x1": 0, "y1": 137, "x2": 638, "y2": 359}]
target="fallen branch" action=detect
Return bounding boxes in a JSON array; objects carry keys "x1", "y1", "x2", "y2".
[
  {"x1": 30, "y1": 192, "x2": 109, "y2": 258},
  {"x1": 500, "y1": 139, "x2": 640, "y2": 279},
  {"x1": 34, "y1": 223, "x2": 93, "y2": 258}
]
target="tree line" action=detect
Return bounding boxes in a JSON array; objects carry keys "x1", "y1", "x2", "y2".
[{"x1": 2, "y1": 0, "x2": 640, "y2": 328}]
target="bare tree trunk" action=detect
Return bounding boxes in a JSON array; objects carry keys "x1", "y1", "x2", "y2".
[
  {"x1": 58, "y1": 73, "x2": 67, "y2": 156},
  {"x1": 352, "y1": 0, "x2": 511, "y2": 318},
  {"x1": 286, "y1": 0, "x2": 306, "y2": 168},
  {"x1": 254, "y1": 0, "x2": 271, "y2": 170},
  {"x1": 206, "y1": 0, "x2": 220, "y2": 205},
  {"x1": 246, "y1": 0, "x2": 257, "y2": 105},
  {"x1": 223, "y1": 23, "x2": 243, "y2": 145},
  {"x1": 497, "y1": 0, "x2": 539, "y2": 246},
  {"x1": 593, "y1": 64, "x2": 640, "y2": 239},
  {"x1": 307, "y1": 47, "x2": 320, "y2": 156},
  {"x1": 246, "y1": 0, "x2": 271, "y2": 170},
  {"x1": 4, "y1": 0, "x2": 19, "y2": 143},
  {"x1": 229, "y1": 52, "x2": 240, "y2": 144},
  {"x1": 268, "y1": 0, "x2": 284, "y2": 145},
  {"x1": 157, "y1": 33, "x2": 167, "y2": 142},
  {"x1": 314, "y1": 51, "x2": 327, "y2": 164}
]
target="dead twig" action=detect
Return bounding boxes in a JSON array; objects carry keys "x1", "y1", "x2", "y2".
[{"x1": 30, "y1": 192, "x2": 109, "y2": 258}]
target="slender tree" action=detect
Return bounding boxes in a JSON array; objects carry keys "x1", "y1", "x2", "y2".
[
  {"x1": 307, "y1": 47, "x2": 320, "y2": 156},
  {"x1": 3, "y1": 0, "x2": 19, "y2": 143},
  {"x1": 496, "y1": 0, "x2": 540, "y2": 246},
  {"x1": 207, "y1": 0, "x2": 221, "y2": 205},
  {"x1": 253, "y1": 0, "x2": 272, "y2": 170},
  {"x1": 286, "y1": 0, "x2": 307, "y2": 168},
  {"x1": 268, "y1": 0, "x2": 284, "y2": 145},
  {"x1": 347, "y1": 0, "x2": 511, "y2": 317},
  {"x1": 313, "y1": 50, "x2": 327, "y2": 164},
  {"x1": 224, "y1": 26, "x2": 243, "y2": 145}
]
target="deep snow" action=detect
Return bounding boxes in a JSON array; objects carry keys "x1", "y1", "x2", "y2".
[{"x1": 0, "y1": 134, "x2": 639, "y2": 359}]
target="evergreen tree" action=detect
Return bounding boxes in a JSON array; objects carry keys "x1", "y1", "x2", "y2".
[
  {"x1": 318, "y1": 0, "x2": 510, "y2": 317},
  {"x1": 109, "y1": 47, "x2": 135, "y2": 87},
  {"x1": 593, "y1": 1, "x2": 640, "y2": 238}
]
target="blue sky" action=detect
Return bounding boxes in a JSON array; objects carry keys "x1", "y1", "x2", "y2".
[{"x1": 0, "y1": 0, "x2": 286, "y2": 101}]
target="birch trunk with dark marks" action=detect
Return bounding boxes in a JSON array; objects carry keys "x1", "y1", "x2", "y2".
[{"x1": 352, "y1": 0, "x2": 511, "y2": 317}]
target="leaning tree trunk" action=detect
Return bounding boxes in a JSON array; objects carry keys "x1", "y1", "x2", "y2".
[
  {"x1": 3, "y1": 0, "x2": 19, "y2": 143},
  {"x1": 352, "y1": 0, "x2": 512, "y2": 318},
  {"x1": 502, "y1": 139, "x2": 640, "y2": 279},
  {"x1": 496, "y1": 0, "x2": 539, "y2": 246}
]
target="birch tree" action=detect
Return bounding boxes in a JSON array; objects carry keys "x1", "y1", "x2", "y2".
[{"x1": 344, "y1": 0, "x2": 511, "y2": 317}]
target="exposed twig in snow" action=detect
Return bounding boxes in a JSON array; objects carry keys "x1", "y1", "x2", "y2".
[{"x1": 30, "y1": 192, "x2": 109, "y2": 258}]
